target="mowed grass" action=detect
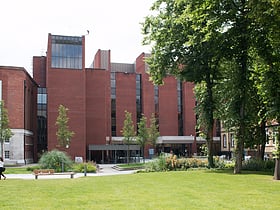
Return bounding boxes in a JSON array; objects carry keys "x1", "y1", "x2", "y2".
[{"x1": 0, "y1": 170, "x2": 279, "y2": 210}]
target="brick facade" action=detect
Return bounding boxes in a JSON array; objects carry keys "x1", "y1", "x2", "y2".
[{"x1": 0, "y1": 66, "x2": 37, "y2": 164}]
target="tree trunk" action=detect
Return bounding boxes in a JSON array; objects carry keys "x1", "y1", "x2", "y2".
[
  {"x1": 205, "y1": 69, "x2": 214, "y2": 168},
  {"x1": 234, "y1": 136, "x2": 244, "y2": 174},
  {"x1": 234, "y1": 3, "x2": 248, "y2": 174},
  {"x1": 260, "y1": 120, "x2": 267, "y2": 160},
  {"x1": 206, "y1": 125, "x2": 214, "y2": 168},
  {"x1": 274, "y1": 158, "x2": 280, "y2": 180},
  {"x1": 207, "y1": 138, "x2": 214, "y2": 168}
]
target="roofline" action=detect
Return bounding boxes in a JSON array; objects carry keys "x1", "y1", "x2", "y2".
[{"x1": 0, "y1": 66, "x2": 39, "y2": 87}]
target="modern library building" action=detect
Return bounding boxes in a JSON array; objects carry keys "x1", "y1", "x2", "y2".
[{"x1": 1, "y1": 33, "x2": 221, "y2": 164}]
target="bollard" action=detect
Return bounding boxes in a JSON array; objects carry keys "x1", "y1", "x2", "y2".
[{"x1": 84, "y1": 163, "x2": 87, "y2": 176}]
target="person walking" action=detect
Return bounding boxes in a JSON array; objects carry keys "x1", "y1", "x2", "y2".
[{"x1": 0, "y1": 157, "x2": 6, "y2": 180}]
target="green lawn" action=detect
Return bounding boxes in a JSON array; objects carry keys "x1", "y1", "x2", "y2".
[
  {"x1": 4, "y1": 167, "x2": 32, "y2": 174},
  {"x1": 0, "y1": 170, "x2": 279, "y2": 209}
]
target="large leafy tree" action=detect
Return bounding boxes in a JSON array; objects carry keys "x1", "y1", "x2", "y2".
[
  {"x1": 251, "y1": 0, "x2": 280, "y2": 179},
  {"x1": 142, "y1": 0, "x2": 224, "y2": 168},
  {"x1": 56, "y1": 104, "x2": 75, "y2": 148},
  {"x1": 0, "y1": 101, "x2": 13, "y2": 158},
  {"x1": 142, "y1": 0, "x2": 279, "y2": 173},
  {"x1": 121, "y1": 111, "x2": 136, "y2": 164}
]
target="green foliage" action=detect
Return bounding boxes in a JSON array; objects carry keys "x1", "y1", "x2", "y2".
[
  {"x1": 0, "y1": 101, "x2": 12, "y2": 139},
  {"x1": 145, "y1": 154, "x2": 167, "y2": 172},
  {"x1": 144, "y1": 154, "x2": 209, "y2": 172},
  {"x1": 148, "y1": 113, "x2": 160, "y2": 148},
  {"x1": 136, "y1": 114, "x2": 149, "y2": 161},
  {"x1": 242, "y1": 159, "x2": 275, "y2": 172},
  {"x1": 38, "y1": 150, "x2": 73, "y2": 172},
  {"x1": 121, "y1": 110, "x2": 135, "y2": 144},
  {"x1": 121, "y1": 110, "x2": 136, "y2": 164},
  {"x1": 145, "y1": 156, "x2": 275, "y2": 172},
  {"x1": 142, "y1": 0, "x2": 280, "y2": 174},
  {"x1": 0, "y1": 100, "x2": 13, "y2": 157},
  {"x1": 26, "y1": 165, "x2": 40, "y2": 172},
  {"x1": 56, "y1": 104, "x2": 75, "y2": 148},
  {"x1": 72, "y1": 162, "x2": 97, "y2": 173}
]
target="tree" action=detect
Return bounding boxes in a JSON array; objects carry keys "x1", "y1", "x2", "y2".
[
  {"x1": 148, "y1": 113, "x2": 160, "y2": 152},
  {"x1": 0, "y1": 101, "x2": 13, "y2": 158},
  {"x1": 55, "y1": 104, "x2": 74, "y2": 148},
  {"x1": 136, "y1": 114, "x2": 149, "y2": 163},
  {"x1": 142, "y1": 0, "x2": 223, "y2": 168},
  {"x1": 121, "y1": 111, "x2": 136, "y2": 164},
  {"x1": 243, "y1": 0, "x2": 280, "y2": 178},
  {"x1": 142, "y1": 0, "x2": 280, "y2": 173}
]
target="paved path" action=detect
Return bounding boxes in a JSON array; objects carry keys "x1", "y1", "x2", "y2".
[{"x1": 4, "y1": 164, "x2": 137, "y2": 180}]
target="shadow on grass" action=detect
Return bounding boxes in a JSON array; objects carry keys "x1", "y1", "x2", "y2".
[{"x1": 205, "y1": 168, "x2": 274, "y2": 176}]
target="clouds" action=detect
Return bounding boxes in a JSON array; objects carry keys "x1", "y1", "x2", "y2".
[{"x1": 0, "y1": 0, "x2": 153, "y2": 74}]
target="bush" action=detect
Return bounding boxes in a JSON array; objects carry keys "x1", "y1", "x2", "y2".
[
  {"x1": 144, "y1": 155, "x2": 209, "y2": 172},
  {"x1": 145, "y1": 154, "x2": 168, "y2": 172},
  {"x1": 242, "y1": 158, "x2": 275, "y2": 172},
  {"x1": 39, "y1": 149, "x2": 73, "y2": 172},
  {"x1": 213, "y1": 156, "x2": 226, "y2": 169},
  {"x1": 72, "y1": 162, "x2": 97, "y2": 173}
]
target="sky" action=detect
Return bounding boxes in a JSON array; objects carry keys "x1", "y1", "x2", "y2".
[{"x1": 0, "y1": 0, "x2": 154, "y2": 75}]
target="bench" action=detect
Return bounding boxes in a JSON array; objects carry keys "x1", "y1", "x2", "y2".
[{"x1": 33, "y1": 169, "x2": 75, "y2": 179}]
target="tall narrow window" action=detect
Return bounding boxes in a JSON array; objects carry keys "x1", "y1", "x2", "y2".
[
  {"x1": 177, "y1": 81, "x2": 183, "y2": 136},
  {"x1": 111, "y1": 73, "x2": 116, "y2": 136},
  {"x1": 223, "y1": 134, "x2": 227, "y2": 148},
  {"x1": 37, "y1": 87, "x2": 47, "y2": 153},
  {"x1": 230, "y1": 133, "x2": 234, "y2": 148},
  {"x1": 136, "y1": 74, "x2": 142, "y2": 124},
  {"x1": 154, "y1": 85, "x2": 159, "y2": 125}
]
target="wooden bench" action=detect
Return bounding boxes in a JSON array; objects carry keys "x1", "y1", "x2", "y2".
[{"x1": 33, "y1": 169, "x2": 75, "y2": 179}]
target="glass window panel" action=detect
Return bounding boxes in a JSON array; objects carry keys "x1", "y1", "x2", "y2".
[{"x1": 51, "y1": 36, "x2": 82, "y2": 69}]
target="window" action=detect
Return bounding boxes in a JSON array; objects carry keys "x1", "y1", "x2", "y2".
[
  {"x1": 4, "y1": 151, "x2": 10, "y2": 159},
  {"x1": 136, "y1": 74, "x2": 142, "y2": 124},
  {"x1": 51, "y1": 35, "x2": 82, "y2": 69},
  {"x1": 111, "y1": 73, "x2": 116, "y2": 136},
  {"x1": 223, "y1": 134, "x2": 227, "y2": 148},
  {"x1": 230, "y1": 133, "x2": 234, "y2": 147},
  {"x1": 177, "y1": 81, "x2": 183, "y2": 136}
]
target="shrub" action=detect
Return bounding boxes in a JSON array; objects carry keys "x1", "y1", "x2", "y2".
[
  {"x1": 165, "y1": 154, "x2": 178, "y2": 170},
  {"x1": 72, "y1": 162, "x2": 97, "y2": 173},
  {"x1": 145, "y1": 154, "x2": 168, "y2": 172},
  {"x1": 144, "y1": 155, "x2": 209, "y2": 172},
  {"x1": 242, "y1": 158, "x2": 275, "y2": 172},
  {"x1": 38, "y1": 149, "x2": 73, "y2": 172},
  {"x1": 213, "y1": 156, "x2": 226, "y2": 169}
]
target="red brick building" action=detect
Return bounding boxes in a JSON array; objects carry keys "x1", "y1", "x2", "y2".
[
  {"x1": 0, "y1": 66, "x2": 37, "y2": 164},
  {"x1": 32, "y1": 34, "x2": 220, "y2": 163}
]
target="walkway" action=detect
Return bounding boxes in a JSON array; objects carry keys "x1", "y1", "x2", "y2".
[{"x1": 4, "y1": 164, "x2": 138, "y2": 180}]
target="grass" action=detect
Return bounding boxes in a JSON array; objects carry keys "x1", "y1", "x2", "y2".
[
  {"x1": 4, "y1": 167, "x2": 32, "y2": 174},
  {"x1": 116, "y1": 163, "x2": 145, "y2": 169},
  {"x1": 0, "y1": 170, "x2": 279, "y2": 209}
]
